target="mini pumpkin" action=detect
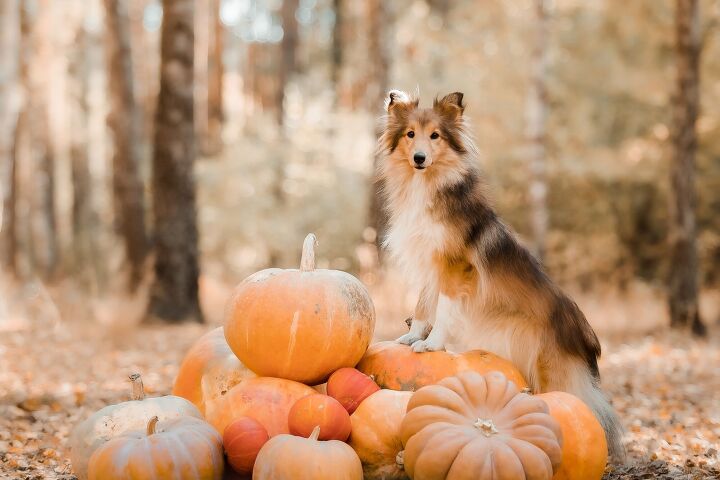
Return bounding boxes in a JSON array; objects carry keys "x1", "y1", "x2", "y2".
[
  {"x1": 223, "y1": 416, "x2": 270, "y2": 475},
  {"x1": 288, "y1": 394, "x2": 352, "y2": 441},
  {"x1": 537, "y1": 391, "x2": 608, "y2": 480},
  {"x1": 357, "y1": 341, "x2": 527, "y2": 391},
  {"x1": 224, "y1": 233, "x2": 375, "y2": 385},
  {"x1": 349, "y1": 389, "x2": 412, "y2": 480},
  {"x1": 87, "y1": 416, "x2": 224, "y2": 479},
  {"x1": 70, "y1": 374, "x2": 202, "y2": 480},
  {"x1": 253, "y1": 426, "x2": 363, "y2": 480},
  {"x1": 400, "y1": 371, "x2": 563, "y2": 480},
  {"x1": 327, "y1": 367, "x2": 380, "y2": 414},
  {"x1": 173, "y1": 327, "x2": 256, "y2": 415},
  {"x1": 206, "y1": 376, "x2": 316, "y2": 437}
]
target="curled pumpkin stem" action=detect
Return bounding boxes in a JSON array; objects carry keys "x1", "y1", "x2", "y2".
[
  {"x1": 146, "y1": 416, "x2": 159, "y2": 436},
  {"x1": 300, "y1": 233, "x2": 318, "y2": 272},
  {"x1": 308, "y1": 425, "x2": 321, "y2": 441},
  {"x1": 129, "y1": 373, "x2": 145, "y2": 401}
]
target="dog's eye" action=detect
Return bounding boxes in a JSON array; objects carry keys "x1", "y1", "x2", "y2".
[
  {"x1": 430, "y1": 132, "x2": 440, "y2": 140},
  {"x1": 407, "y1": 131, "x2": 415, "y2": 138}
]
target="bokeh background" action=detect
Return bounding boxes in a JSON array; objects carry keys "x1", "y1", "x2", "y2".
[{"x1": 0, "y1": 1, "x2": 719, "y2": 478}]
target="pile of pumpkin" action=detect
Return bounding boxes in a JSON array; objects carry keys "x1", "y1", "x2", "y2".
[{"x1": 69, "y1": 234, "x2": 608, "y2": 480}]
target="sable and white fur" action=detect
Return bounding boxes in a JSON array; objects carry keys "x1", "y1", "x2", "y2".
[{"x1": 377, "y1": 90, "x2": 623, "y2": 458}]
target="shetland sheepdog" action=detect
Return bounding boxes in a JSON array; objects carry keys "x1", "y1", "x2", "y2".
[{"x1": 377, "y1": 89, "x2": 623, "y2": 458}]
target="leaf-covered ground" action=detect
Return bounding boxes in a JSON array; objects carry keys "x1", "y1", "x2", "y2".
[{"x1": 1, "y1": 285, "x2": 719, "y2": 479}]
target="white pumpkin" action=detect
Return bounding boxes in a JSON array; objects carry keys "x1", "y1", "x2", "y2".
[{"x1": 69, "y1": 373, "x2": 202, "y2": 479}]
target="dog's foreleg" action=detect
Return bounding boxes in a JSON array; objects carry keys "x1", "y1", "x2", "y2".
[
  {"x1": 397, "y1": 283, "x2": 438, "y2": 346},
  {"x1": 411, "y1": 293, "x2": 457, "y2": 352}
]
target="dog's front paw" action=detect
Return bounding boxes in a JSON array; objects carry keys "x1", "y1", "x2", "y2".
[
  {"x1": 411, "y1": 338, "x2": 445, "y2": 353},
  {"x1": 396, "y1": 332, "x2": 424, "y2": 345}
]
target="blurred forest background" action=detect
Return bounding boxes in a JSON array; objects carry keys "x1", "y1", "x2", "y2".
[
  {"x1": 0, "y1": 0, "x2": 719, "y2": 333},
  {"x1": 1, "y1": 0, "x2": 720, "y2": 478}
]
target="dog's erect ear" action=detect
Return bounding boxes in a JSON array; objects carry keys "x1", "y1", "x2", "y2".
[
  {"x1": 384, "y1": 89, "x2": 415, "y2": 114},
  {"x1": 433, "y1": 92, "x2": 465, "y2": 120}
]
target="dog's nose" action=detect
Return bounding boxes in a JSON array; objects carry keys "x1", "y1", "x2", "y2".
[{"x1": 413, "y1": 152, "x2": 426, "y2": 165}]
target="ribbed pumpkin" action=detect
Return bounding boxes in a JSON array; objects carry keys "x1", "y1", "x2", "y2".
[
  {"x1": 87, "y1": 416, "x2": 224, "y2": 480},
  {"x1": 253, "y1": 426, "x2": 363, "y2": 480},
  {"x1": 327, "y1": 367, "x2": 380, "y2": 414},
  {"x1": 349, "y1": 389, "x2": 412, "y2": 480},
  {"x1": 288, "y1": 394, "x2": 352, "y2": 441},
  {"x1": 70, "y1": 374, "x2": 202, "y2": 480},
  {"x1": 172, "y1": 327, "x2": 255, "y2": 415},
  {"x1": 206, "y1": 377, "x2": 316, "y2": 437},
  {"x1": 224, "y1": 234, "x2": 375, "y2": 385},
  {"x1": 223, "y1": 417, "x2": 270, "y2": 475},
  {"x1": 537, "y1": 392, "x2": 608, "y2": 480},
  {"x1": 356, "y1": 341, "x2": 527, "y2": 391},
  {"x1": 400, "y1": 371, "x2": 563, "y2": 480}
]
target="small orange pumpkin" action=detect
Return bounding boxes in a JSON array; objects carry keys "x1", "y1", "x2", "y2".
[
  {"x1": 400, "y1": 371, "x2": 563, "y2": 480},
  {"x1": 88, "y1": 416, "x2": 224, "y2": 480},
  {"x1": 356, "y1": 341, "x2": 527, "y2": 391},
  {"x1": 172, "y1": 327, "x2": 255, "y2": 415},
  {"x1": 206, "y1": 377, "x2": 316, "y2": 437},
  {"x1": 327, "y1": 367, "x2": 380, "y2": 414},
  {"x1": 537, "y1": 391, "x2": 608, "y2": 480},
  {"x1": 349, "y1": 389, "x2": 412, "y2": 480},
  {"x1": 289, "y1": 394, "x2": 352, "y2": 441},
  {"x1": 224, "y1": 234, "x2": 376, "y2": 385},
  {"x1": 223, "y1": 416, "x2": 269, "y2": 475},
  {"x1": 253, "y1": 426, "x2": 363, "y2": 480}
]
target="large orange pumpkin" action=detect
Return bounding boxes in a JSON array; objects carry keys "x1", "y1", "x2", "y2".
[
  {"x1": 88, "y1": 416, "x2": 224, "y2": 480},
  {"x1": 289, "y1": 394, "x2": 352, "y2": 441},
  {"x1": 537, "y1": 392, "x2": 608, "y2": 480},
  {"x1": 172, "y1": 327, "x2": 255, "y2": 415},
  {"x1": 349, "y1": 389, "x2": 412, "y2": 480},
  {"x1": 224, "y1": 234, "x2": 375, "y2": 385},
  {"x1": 206, "y1": 377, "x2": 316, "y2": 437},
  {"x1": 356, "y1": 341, "x2": 527, "y2": 391},
  {"x1": 400, "y1": 372, "x2": 563, "y2": 480}
]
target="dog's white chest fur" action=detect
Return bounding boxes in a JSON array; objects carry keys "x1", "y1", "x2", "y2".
[{"x1": 385, "y1": 177, "x2": 449, "y2": 285}]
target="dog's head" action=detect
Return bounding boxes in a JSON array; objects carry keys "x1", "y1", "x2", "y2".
[{"x1": 379, "y1": 90, "x2": 468, "y2": 174}]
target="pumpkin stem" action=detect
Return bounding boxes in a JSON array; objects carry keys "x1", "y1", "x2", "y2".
[
  {"x1": 308, "y1": 425, "x2": 321, "y2": 441},
  {"x1": 146, "y1": 416, "x2": 159, "y2": 436},
  {"x1": 474, "y1": 418, "x2": 499, "y2": 437},
  {"x1": 300, "y1": 233, "x2": 317, "y2": 272},
  {"x1": 396, "y1": 450, "x2": 405, "y2": 469},
  {"x1": 129, "y1": 373, "x2": 145, "y2": 401}
]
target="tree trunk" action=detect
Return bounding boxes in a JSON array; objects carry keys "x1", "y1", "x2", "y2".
[
  {"x1": 104, "y1": 0, "x2": 149, "y2": 289},
  {"x1": 205, "y1": 0, "x2": 223, "y2": 155},
  {"x1": 367, "y1": 0, "x2": 392, "y2": 258},
  {"x1": 276, "y1": 0, "x2": 299, "y2": 129},
  {"x1": 527, "y1": 0, "x2": 549, "y2": 263},
  {"x1": 331, "y1": 0, "x2": 343, "y2": 104},
  {"x1": 668, "y1": 0, "x2": 706, "y2": 336},
  {"x1": 22, "y1": 0, "x2": 57, "y2": 280},
  {"x1": 0, "y1": 0, "x2": 19, "y2": 276},
  {"x1": 147, "y1": 0, "x2": 202, "y2": 323}
]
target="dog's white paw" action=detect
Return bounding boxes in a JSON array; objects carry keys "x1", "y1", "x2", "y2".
[
  {"x1": 396, "y1": 332, "x2": 424, "y2": 345},
  {"x1": 410, "y1": 338, "x2": 445, "y2": 353}
]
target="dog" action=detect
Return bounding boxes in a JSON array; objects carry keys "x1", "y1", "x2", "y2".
[{"x1": 376, "y1": 89, "x2": 623, "y2": 458}]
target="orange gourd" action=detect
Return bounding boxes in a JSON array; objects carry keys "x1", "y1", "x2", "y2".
[
  {"x1": 356, "y1": 341, "x2": 527, "y2": 391},
  {"x1": 327, "y1": 367, "x2": 380, "y2": 414},
  {"x1": 349, "y1": 389, "x2": 412, "y2": 480},
  {"x1": 206, "y1": 377, "x2": 316, "y2": 437},
  {"x1": 537, "y1": 392, "x2": 608, "y2": 480},
  {"x1": 87, "y1": 416, "x2": 224, "y2": 480},
  {"x1": 253, "y1": 426, "x2": 363, "y2": 480},
  {"x1": 289, "y1": 394, "x2": 352, "y2": 441},
  {"x1": 223, "y1": 417, "x2": 270, "y2": 475},
  {"x1": 400, "y1": 371, "x2": 563, "y2": 480},
  {"x1": 224, "y1": 234, "x2": 375, "y2": 385},
  {"x1": 172, "y1": 327, "x2": 255, "y2": 415}
]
